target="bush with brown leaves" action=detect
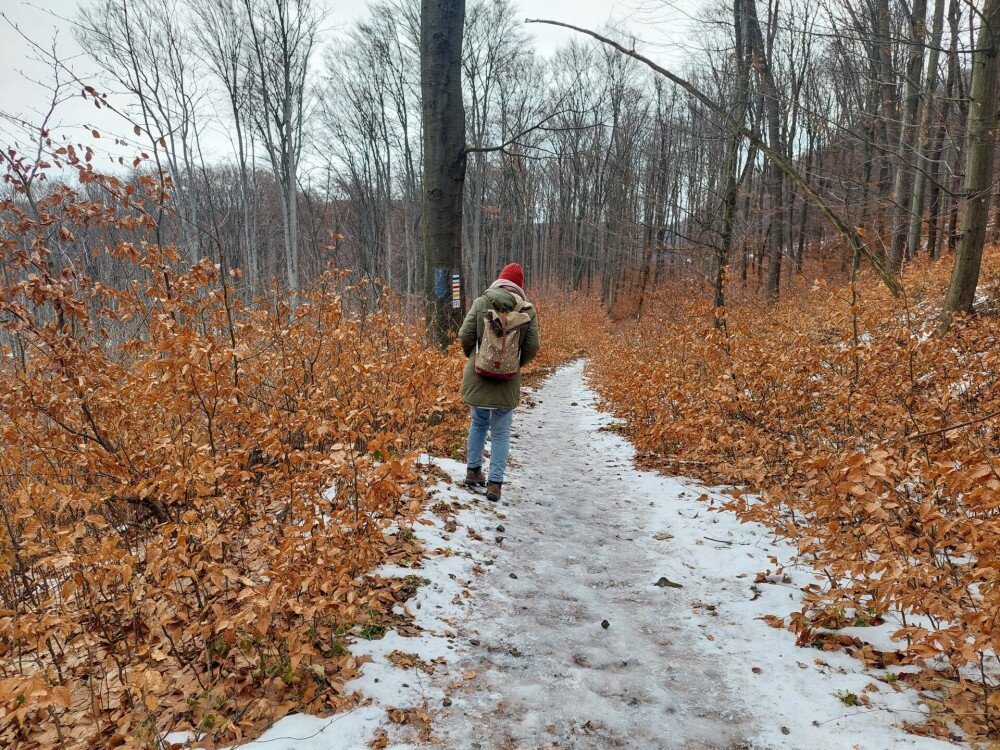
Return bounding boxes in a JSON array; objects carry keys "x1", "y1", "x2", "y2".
[
  {"x1": 0, "y1": 170, "x2": 465, "y2": 749},
  {"x1": 522, "y1": 285, "x2": 602, "y2": 376}
]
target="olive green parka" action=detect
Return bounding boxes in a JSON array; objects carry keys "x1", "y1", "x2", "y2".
[{"x1": 458, "y1": 287, "x2": 541, "y2": 409}]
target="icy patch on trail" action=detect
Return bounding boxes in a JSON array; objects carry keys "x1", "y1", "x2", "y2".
[{"x1": 582, "y1": 362, "x2": 958, "y2": 750}]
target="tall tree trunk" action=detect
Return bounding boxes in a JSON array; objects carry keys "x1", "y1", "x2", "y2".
[
  {"x1": 714, "y1": 0, "x2": 753, "y2": 322},
  {"x1": 796, "y1": 128, "x2": 816, "y2": 274},
  {"x1": 925, "y1": 109, "x2": 949, "y2": 258},
  {"x1": 888, "y1": 0, "x2": 928, "y2": 274},
  {"x1": 906, "y1": 0, "x2": 947, "y2": 259},
  {"x1": 421, "y1": 0, "x2": 467, "y2": 345},
  {"x1": 282, "y1": 189, "x2": 299, "y2": 293},
  {"x1": 468, "y1": 159, "x2": 485, "y2": 297},
  {"x1": 235, "y1": 113, "x2": 257, "y2": 294},
  {"x1": 943, "y1": 0, "x2": 1000, "y2": 316},
  {"x1": 743, "y1": 0, "x2": 786, "y2": 299},
  {"x1": 876, "y1": 0, "x2": 897, "y2": 237},
  {"x1": 741, "y1": 180, "x2": 752, "y2": 283},
  {"x1": 946, "y1": 6, "x2": 969, "y2": 258}
]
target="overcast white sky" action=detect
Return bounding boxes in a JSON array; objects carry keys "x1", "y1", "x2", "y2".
[{"x1": 0, "y1": 0, "x2": 701, "y2": 168}]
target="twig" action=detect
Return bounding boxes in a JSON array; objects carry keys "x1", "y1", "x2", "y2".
[
  {"x1": 906, "y1": 408, "x2": 1000, "y2": 440},
  {"x1": 464, "y1": 109, "x2": 591, "y2": 154},
  {"x1": 704, "y1": 536, "x2": 735, "y2": 545}
]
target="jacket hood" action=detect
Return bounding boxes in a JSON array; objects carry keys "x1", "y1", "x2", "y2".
[{"x1": 484, "y1": 287, "x2": 520, "y2": 311}]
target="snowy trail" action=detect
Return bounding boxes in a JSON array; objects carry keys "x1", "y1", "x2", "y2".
[
  {"x1": 402, "y1": 361, "x2": 955, "y2": 750},
  {"x1": 200, "y1": 361, "x2": 958, "y2": 750},
  {"x1": 428, "y1": 362, "x2": 751, "y2": 749}
]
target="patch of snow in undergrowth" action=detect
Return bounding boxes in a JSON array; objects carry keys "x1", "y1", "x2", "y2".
[
  {"x1": 164, "y1": 457, "x2": 489, "y2": 750},
  {"x1": 162, "y1": 709, "x2": 385, "y2": 750}
]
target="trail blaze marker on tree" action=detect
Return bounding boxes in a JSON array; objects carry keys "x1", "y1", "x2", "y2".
[{"x1": 452, "y1": 274, "x2": 461, "y2": 308}]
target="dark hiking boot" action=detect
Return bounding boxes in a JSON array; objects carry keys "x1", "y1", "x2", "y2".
[
  {"x1": 486, "y1": 481, "x2": 502, "y2": 503},
  {"x1": 465, "y1": 467, "x2": 486, "y2": 487}
]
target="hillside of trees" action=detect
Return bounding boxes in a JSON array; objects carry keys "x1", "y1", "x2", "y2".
[{"x1": 1, "y1": 0, "x2": 989, "y2": 316}]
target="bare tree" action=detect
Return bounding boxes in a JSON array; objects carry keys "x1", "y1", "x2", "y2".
[
  {"x1": 242, "y1": 0, "x2": 318, "y2": 295},
  {"x1": 191, "y1": 0, "x2": 259, "y2": 291},
  {"x1": 742, "y1": 0, "x2": 787, "y2": 299},
  {"x1": 943, "y1": 0, "x2": 1000, "y2": 317},
  {"x1": 888, "y1": 0, "x2": 928, "y2": 274},
  {"x1": 52, "y1": 0, "x2": 992, "y2": 319},
  {"x1": 77, "y1": 0, "x2": 206, "y2": 263},
  {"x1": 712, "y1": 0, "x2": 754, "y2": 319},
  {"x1": 906, "y1": 0, "x2": 947, "y2": 260},
  {"x1": 322, "y1": 25, "x2": 394, "y2": 291},
  {"x1": 462, "y1": 0, "x2": 531, "y2": 296}
]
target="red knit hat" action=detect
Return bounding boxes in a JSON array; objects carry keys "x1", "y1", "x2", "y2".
[{"x1": 498, "y1": 262, "x2": 524, "y2": 288}]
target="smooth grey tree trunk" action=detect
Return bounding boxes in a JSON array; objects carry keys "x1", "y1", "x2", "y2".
[
  {"x1": 876, "y1": 0, "x2": 898, "y2": 238},
  {"x1": 906, "y1": 0, "x2": 946, "y2": 260},
  {"x1": 888, "y1": 0, "x2": 928, "y2": 274},
  {"x1": 943, "y1": 0, "x2": 1000, "y2": 316},
  {"x1": 422, "y1": 0, "x2": 467, "y2": 346}
]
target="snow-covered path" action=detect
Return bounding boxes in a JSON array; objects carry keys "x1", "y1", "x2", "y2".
[
  {"x1": 200, "y1": 361, "x2": 958, "y2": 750},
  {"x1": 403, "y1": 361, "x2": 955, "y2": 750},
  {"x1": 430, "y1": 362, "x2": 751, "y2": 749}
]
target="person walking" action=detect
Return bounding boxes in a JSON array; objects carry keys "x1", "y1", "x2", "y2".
[{"x1": 459, "y1": 263, "x2": 541, "y2": 502}]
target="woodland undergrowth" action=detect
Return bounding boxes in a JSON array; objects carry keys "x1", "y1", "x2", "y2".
[
  {"x1": 0, "y1": 172, "x2": 477, "y2": 749},
  {"x1": 589, "y1": 253, "x2": 1000, "y2": 743},
  {"x1": 7, "y1": 161, "x2": 997, "y2": 747}
]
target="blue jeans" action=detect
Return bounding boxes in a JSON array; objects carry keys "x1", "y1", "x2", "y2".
[{"x1": 466, "y1": 406, "x2": 514, "y2": 483}]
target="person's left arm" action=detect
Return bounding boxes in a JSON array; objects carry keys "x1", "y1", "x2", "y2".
[{"x1": 459, "y1": 301, "x2": 480, "y2": 357}]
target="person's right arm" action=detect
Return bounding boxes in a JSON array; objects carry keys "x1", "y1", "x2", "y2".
[{"x1": 520, "y1": 312, "x2": 540, "y2": 365}]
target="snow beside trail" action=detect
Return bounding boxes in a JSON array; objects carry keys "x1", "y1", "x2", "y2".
[{"x1": 171, "y1": 361, "x2": 960, "y2": 750}]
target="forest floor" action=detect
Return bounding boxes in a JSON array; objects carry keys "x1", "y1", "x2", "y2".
[{"x1": 172, "y1": 361, "x2": 960, "y2": 750}]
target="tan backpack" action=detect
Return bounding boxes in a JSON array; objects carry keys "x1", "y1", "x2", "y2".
[{"x1": 474, "y1": 297, "x2": 532, "y2": 381}]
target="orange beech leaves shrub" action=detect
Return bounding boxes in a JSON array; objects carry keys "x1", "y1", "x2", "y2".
[
  {"x1": 589, "y1": 254, "x2": 1000, "y2": 741},
  {"x1": 522, "y1": 285, "x2": 600, "y2": 376},
  {"x1": 0, "y1": 168, "x2": 467, "y2": 748}
]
